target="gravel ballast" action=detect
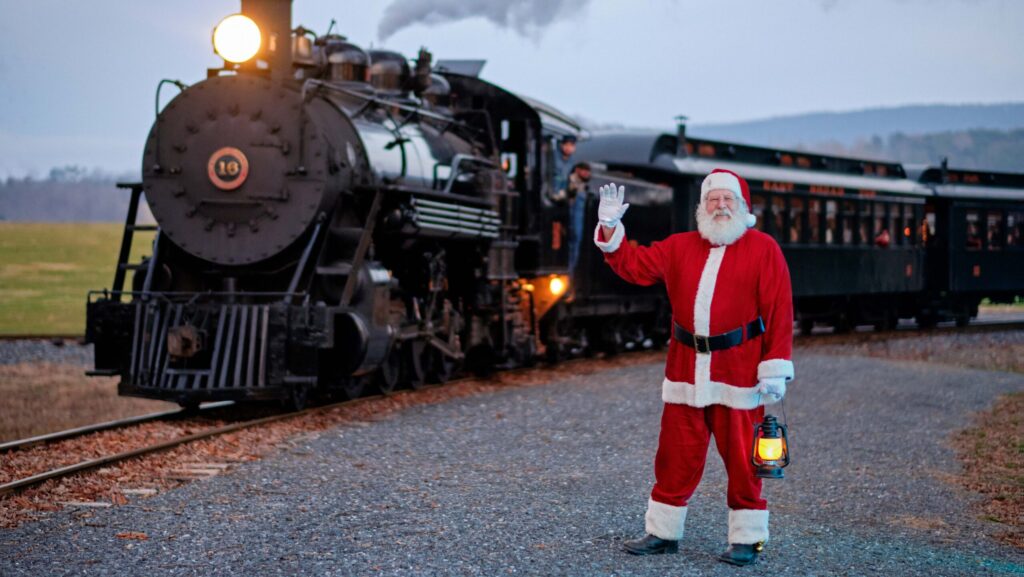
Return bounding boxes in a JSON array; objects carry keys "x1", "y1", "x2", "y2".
[{"x1": 1, "y1": 352, "x2": 1023, "y2": 576}]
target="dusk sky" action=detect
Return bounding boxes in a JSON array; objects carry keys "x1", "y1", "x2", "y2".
[{"x1": 0, "y1": 0, "x2": 1021, "y2": 178}]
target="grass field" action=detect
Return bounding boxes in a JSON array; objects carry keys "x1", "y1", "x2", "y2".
[{"x1": 0, "y1": 223, "x2": 154, "y2": 335}]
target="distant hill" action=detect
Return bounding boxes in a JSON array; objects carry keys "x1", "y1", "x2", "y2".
[
  {"x1": 577, "y1": 103, "x2": 1024, "y2": 172},
  {"x1": 689, "y1": 103, "x2": 1024, "y2": 149},
  {"x1": 814, "y1": 128, "x2": 1024, "y2": 173}
]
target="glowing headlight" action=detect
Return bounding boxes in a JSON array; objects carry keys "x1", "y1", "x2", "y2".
[
  {"x1": 549, "y1": 276, "x2": 567, "y2": 297},
  {"x1": 213, "y1": 14, "x2": 261, "y2": 64}
]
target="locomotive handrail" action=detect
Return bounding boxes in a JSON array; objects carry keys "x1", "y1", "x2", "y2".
[
  {"x1": 89, "y1": 290, "x2": 307, "y2": 305},
  {"x1": 284, "y1": 218, "x2": 325, "y2": 304},
  {"x1": 443, "y1": 153, "x2": 499, "y2": 194},
  {"x1": 301, "y1": 79, "x2": 464, "y2": 127},
  {"x1": 354, "y1": 184, "x2": 496, "y2": 209}
]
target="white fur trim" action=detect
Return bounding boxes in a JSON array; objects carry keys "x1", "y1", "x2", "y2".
[
  {"x1": 593, "y1": 222, "x2": 625, "y2": 253},
  {"x1": 662, "y1": 378, "x2": 764, "y2": 409},
  {"x1": 745, "y1": 213, "x2": 757, "y2": 228},
  {"x1": 701, "y1": 172, "x2": 742, "y2": 202},
  {"x1": 728, "y1": 509, "x2": 769, "y2": 544},
  {"x1": 645, "y1": 498, "x2": 687, "y2": 541},
  {"x1": 757, "y1": 359, "x2": 794, "y2": 381},
  {"x1": 692, "y1": 245, "x2": 726, "y2": 390}
]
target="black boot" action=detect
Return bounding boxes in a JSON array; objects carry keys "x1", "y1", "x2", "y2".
[
  {"x1": 718, "y1": 542, "x2": 763, "y2": 566},
  {"x1": 623, "y1": 534, "x2": 679, "y2": 555}
]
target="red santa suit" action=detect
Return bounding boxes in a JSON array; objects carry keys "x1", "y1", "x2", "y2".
[{"x1": 595, "y1": 169, "x2": 794, "y2": 546}]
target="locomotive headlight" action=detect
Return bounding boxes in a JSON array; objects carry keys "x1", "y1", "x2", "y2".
[{"x1": 213, "y1": 14, "x2": 261, "y2": 64}]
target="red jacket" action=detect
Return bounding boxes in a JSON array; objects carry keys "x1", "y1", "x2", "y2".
[{"x1": 595, "y1": 223, "x2": 794, "y2": 409}]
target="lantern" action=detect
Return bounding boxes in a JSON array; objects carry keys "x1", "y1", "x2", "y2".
[{"x1": 751, "y1": 414, "x2": 790, "y2": 479}]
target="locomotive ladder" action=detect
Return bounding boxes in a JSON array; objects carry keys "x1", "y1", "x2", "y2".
[{"x1": 111, "y1": 182, "x2": 160, "y2": 302}]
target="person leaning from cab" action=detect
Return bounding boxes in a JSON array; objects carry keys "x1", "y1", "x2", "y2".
[{"x1": 546, "y1": 135, "x2": 591, "y2": 273}]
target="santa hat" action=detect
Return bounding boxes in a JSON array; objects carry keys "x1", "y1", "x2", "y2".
[{"x1": 700, "y1": 169, "x2": 757, "y2": 228}]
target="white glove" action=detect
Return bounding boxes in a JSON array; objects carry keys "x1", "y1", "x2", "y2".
[
  {"x1": 757, "y1": 377, "x2": 786, "y2": 404},
  {"x1": 597, "y1": 183, "x2": 630, "y2": 228}
]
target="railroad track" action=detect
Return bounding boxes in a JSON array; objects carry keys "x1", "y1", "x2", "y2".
[
  {"x1": 0, "y1": 381, "x2": 468, "y2": 498},
  {"x1": 798, "y1": 318, "x2": 1024, "y2": 344},
  {"x1": 0, "y1": 401, "x2": 234, "y2": 453}
]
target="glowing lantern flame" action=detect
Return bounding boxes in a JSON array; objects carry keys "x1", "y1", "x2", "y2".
[{"x1": 756, "y1": 437, "x2": 784, "y2": 461}]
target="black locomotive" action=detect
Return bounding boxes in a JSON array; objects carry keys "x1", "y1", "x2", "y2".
[
  {"x1": 86, "y1": 0, "x2": 1024, "y2": 409},
  {"x1": 86, "y1": 0, "x2": 605, "y2": 408}
]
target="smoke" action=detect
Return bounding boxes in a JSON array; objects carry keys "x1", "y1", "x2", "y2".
[{"x1": 378, "y1": 0, "x2": 591, "y2": 41}]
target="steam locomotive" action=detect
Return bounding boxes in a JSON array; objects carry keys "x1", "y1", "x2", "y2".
[{"x1": 85, "y1": 0, "x2": 1024, "y2": 409}]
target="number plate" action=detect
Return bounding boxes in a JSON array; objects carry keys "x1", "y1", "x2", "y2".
[{"x1": 207, "y1": 147, "x2": 249, "y2": 191}]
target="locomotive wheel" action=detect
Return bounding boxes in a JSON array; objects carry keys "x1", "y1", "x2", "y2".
[
  {"x1": 873, "y1": 310, "x2": 897, "y2": 332},
  {"x1": 424, "y1": 347, "x2": 457, "y2": 384},
  {"x1": 342, "y1": 376, "x2": 366, "y2": 400},
  {"x1": 600, "y1": 327, "x2": 623, "y2": 357},
  {"x1": 799, "y1": 318, "x2": 814, "y2": 336},
  {"x1": 284, "y1": 384, "x2": 310, "y2": 412},
  {"x1": 464, "y1": 344, "x2": 497, "y2": 377},
  {"x1": 404, "y1": 339, "x2": 427, "y2": 389},
  {"x1": 833, "y1": 314, "x2": 853, "y2": 334},
  {"x1": 376, "y1": 343, "x2": 402, "y2": 395}
]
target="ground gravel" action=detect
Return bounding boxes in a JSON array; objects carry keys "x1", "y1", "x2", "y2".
[
  {"x1": 0, "y1": 339, "x2": 91, "y2": 366},
  {"x1": 1, "y1": 353, "x2": 1023, "y2": 576}
]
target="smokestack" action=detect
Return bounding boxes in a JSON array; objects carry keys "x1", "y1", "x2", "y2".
[
  {"x1": 241, "y1": 0, "x2": 292, "y2": 81},
  {"x1": 675, "y1": 115, "x2": 689, "y2": 157}
]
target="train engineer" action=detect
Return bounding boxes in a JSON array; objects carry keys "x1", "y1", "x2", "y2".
[{"x1": 594, "y1": 169, "x2": 794, "y2": 566}]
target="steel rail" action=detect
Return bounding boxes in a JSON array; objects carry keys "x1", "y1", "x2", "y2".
[
  {"x1": 0, "y1": 402, "x2": 235, "y2": 453},
  {"x1": 0, "y1": 380, "x2": 470, "y2": 497}
]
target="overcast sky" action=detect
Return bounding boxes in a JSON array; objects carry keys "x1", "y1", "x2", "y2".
[{"x1": 0, "y1": 0, "x2": 1021, "y2": 178}]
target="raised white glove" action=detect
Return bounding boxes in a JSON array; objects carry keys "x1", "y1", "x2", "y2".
[
  {"x1": 597, "y1": 183, "x2": 630, "y2": 228},
  {"x1": 757, "y1": 377, "x2": 786, "y2": 404}
]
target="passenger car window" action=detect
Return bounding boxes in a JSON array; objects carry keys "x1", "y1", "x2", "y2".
[
  {"x1": 807, "y1": 198, "x2": 821, "y2": 243},
  {"x1": 842, "y1": 200, "x2": 856, "y2": 244},
  {"x1": 987, "y1": 211, "x2": 1004, "y2": 250},
  {"x1": 788, "y1": 197, "x2": 804, "y2": 244},
  {"x1": 965, "y1": 210, "x2": 982, "y2": 250},
  {"x1": 825, "y1": 200, "x2": 837, "y2": 245},
  {"x1": 859, "y1": 202, "x2": 872, "y2": 247},
  {"x1": 1008, "y1": 212, "x2": 1023, "y2": 247},
  {"x1": 772, "y1": 196, "x2": 786, "y2": 241}
]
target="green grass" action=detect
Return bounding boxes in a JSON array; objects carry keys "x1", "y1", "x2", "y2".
[{"x1": 0, "y1": 223, "x2": 154, "y2": 335}]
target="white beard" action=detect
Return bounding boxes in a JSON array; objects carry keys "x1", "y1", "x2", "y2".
[{"x1": 695, "y1": 203, "x2": 749, "y2": 246}]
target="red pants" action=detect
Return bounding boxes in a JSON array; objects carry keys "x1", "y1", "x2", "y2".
[{"x1": 644, "y1": 403, "x2": 770, "y2": 544}]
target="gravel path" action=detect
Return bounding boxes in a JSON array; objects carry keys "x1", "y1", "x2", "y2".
[{"x1": 1, "y1": 353, "x2": 1023, "y2": 576}]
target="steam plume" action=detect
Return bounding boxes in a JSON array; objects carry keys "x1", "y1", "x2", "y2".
[{"x1": 378, "y1": 0, "x2": 591, "y2": 41}]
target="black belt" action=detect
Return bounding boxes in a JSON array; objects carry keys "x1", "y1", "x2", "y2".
[{"x1": 673, "y1": 317, "x2": 765, "y2": 354}]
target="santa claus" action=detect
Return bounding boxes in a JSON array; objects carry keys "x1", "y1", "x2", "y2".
[{"x1": 594, "y1": 168, "x2": 793, "y2": 566}]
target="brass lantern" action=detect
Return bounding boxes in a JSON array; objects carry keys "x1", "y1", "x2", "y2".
[{"x1": 751, "y1": 414, "x2": 790, "y2": 479}]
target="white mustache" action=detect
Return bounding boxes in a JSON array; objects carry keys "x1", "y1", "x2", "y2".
[{"x1": 713, "y1": 208, "x2": 732, "y2": 218}]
